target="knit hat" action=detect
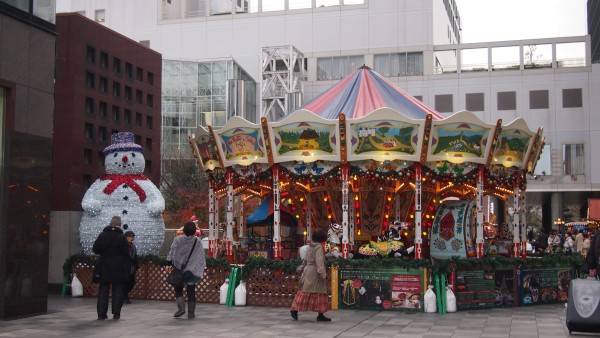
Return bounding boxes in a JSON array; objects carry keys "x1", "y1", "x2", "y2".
[
  {"x1": 125, "y1": 231, "x2": 135, "y2": 237},
  {"x1": 109, "y1": 216, "x2": 122, "y2": 227},
  {"x1": 103, "y1": 132, "x2": 143, "y2": 155}
]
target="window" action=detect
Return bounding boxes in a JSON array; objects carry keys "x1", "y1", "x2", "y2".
[
  {"x1": 413, "y1": 95, "x2": 422, "y2": 101},
  {"x1": 317, "y1": 55, "x2": 364, "y2": 81},
  {"x1": 530, "y1": 90, "x2": 549, "y2": 109},
  {"x1": 100, "y1": 52, "x2": 108, "y2": 68},
  {"x1": 497, "y1": 91, "x2": 516, "y2": 110},
  {"x1": 147, "y1": 72, "x2": 154, "y2": 86},
  {"x1": 98, "y1": 126, "x2": 108, "y2": 143},
  {"x1": 83, "y1": 175, "x2": 92, "y2": 190},
  {"x1": 147, "y1": 94, "x2": 154, "y2": 107},
  {"x1": 85, "y1": 97, "x2": 94, "y2": 115},
  {"x1": 97, "y1": 151, "x2": 104, "y2": 166},
  {"x1": 466, "y1": 93, "x2": 484, "y2": 111},
  {"x1": 125, "y1": 86, "x2": 132, "y2": 102},
  {"x1": 146, "y1": 138, "x2": 153, "y2": 152},
  {"x1": 136, "y1": 90, "x2": 143, "y2": 104},
  {"x1": 99, "y1": 77, "x2": 108, "y2": 93},
  {"x1": 113, "y1": 57, "x2": 121, "y2": 74},
  {"x1": 135, "y1": 134, "x2": 142, "y2": 145},
  {"x1": 373, "y1": 52, "x2": 423, "y2": 77},
  {"x1": 136, "y1": 67, "x2": 143, "y2": 81},
  {"x1": 84, "y1": 148, "x2": 92, "y2": 165},
  {"x1": 562, "y1": 88, "x2": 582, "y2": 108},
  {"x1": 435, "y1": 94, "x2": 453, "y2": 113},
  {"x1": 124, "y1": 109, "x2": 132, "y2": 125},
  {"x1": 534, "y1": 144, "x2": 551, "y2": 176},
  {"x1": 145, "y1": 160, "x2": 153, "y2": 174},
  {"x1": 86, "y1": 46, "x2": 95, "y2": 63},
  {"x1": 146, "y1": 116, "x2": 153, "y2": 129},
  {"x1": 85, "y1": 72, "x2": 95, "y2": 89},
  {"x1": 94, "y1": 9, "x2": 105, "y2": 22},
  {"x1": 125, "y1": 63, "x2": 133, "y2": 80},
  {"x1": 135, "y1": 112, "x2": 143, "y2": 127},
  {"x1": 112, "y1": 105, "x2": 120, "y2": 122},
  {"x1": 139, "y1": 40, "x2": 150, "y2": 48},
  {"x1": 113, "y1": 81, "x2": 121, "y2": 98},
  {"x1": 563, "y1": 143, "x2": 584, "y2": 175},
  {"x1": 84, "y1": 123, "x2": 94, "y2": 142},
  {"x1": 99, "y1": 101, "x2": 108, "y2": 119}
]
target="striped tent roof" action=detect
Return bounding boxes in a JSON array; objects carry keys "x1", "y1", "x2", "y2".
[{"x1": 300, "y1": 66, "x2": 444, "y2": 120}]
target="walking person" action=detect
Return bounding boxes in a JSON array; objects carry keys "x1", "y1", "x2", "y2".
[
  {"x1": 583, "y1": 233, "x2": 591, "y2": 257},
  {"x1": 575, "y1": 230, "x2": 584, "y2": 254},
  {"x1": 123, "y1": 230, "x2": 139, "y2": 304},
  {"x1": 563, "y1": 231, "x2": 574, "y2": 255},
  {"x1": 92, "y1": 216, "x2": 131, "y2": 320},
  {"x1": 167, "y1": 221, "x2": 206, "y2": 319},
  {"x1": 290, "y1": 228, "x2": 331, "y2": 322}
]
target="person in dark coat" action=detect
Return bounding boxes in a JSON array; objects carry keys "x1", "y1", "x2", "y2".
[
  {"x1": 123, "y1": 230, "x2": 138, "y2": 304},
  {"x1": 93, "y1": 216, "x2": 131, "y2": 320}
]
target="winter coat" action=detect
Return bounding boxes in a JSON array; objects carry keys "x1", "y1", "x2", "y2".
[
  {"x1": 575, "y1": 233, "x2": 584, "y2": 253},
  {"x1": 92, "y1": 226, "x2": 131, "y2": 284},
  {"x1": 128, "y1": 242, "x2": 139, "y2": 275},
  {"x1": 167, "y1": 235, "x2": 206, "y2": 279},
  {"x1": 297, "y1": 242, "x2": 327, "y2": 294}
]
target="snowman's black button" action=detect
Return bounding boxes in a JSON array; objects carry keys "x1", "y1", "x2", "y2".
[
  {"x1": 122, "y1": 210, "x2": 128, "y2": 215},
  {"x1": 123, "y1": 184, "x2": 129, "y2": 188},
  {"x1": 123, "y1": 196, "x2": 129, "y2": 201}
]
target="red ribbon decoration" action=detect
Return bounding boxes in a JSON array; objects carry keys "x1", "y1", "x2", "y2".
[{"x1": 101, "y1": 174, "x2": 148, "y2": 202}]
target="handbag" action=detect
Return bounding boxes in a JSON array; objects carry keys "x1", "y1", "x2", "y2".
[{"x1": 166, "y1": 238, "x2": 197, "y2": 287}]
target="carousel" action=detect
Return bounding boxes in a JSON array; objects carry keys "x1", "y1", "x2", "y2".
[{"x1": 189, "y1": 66, "x2": 545, "y2": 264}]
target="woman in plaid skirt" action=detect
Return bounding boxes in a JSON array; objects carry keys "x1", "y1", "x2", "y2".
[{"x1": 290, "y1": 228, "x2": 331, "y2": 322}]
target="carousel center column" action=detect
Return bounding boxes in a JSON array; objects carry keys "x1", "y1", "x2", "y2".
[
  {"x1": 273, "y1": 164, "x2": 282, "y2": 259},
  {"x1": 511, "y1": 186, "x2": 521, "y2": 258}
]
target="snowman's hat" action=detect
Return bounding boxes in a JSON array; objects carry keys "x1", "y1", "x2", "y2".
[{"x1": 103, "y1": 132, "x2": 143, "y2": 155}]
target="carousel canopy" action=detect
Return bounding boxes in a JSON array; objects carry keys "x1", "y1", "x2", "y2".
[
  {"x1": 246, "y1": 196, "x2": 296, "y2": 226},
  {"x1": 300, "y1": 66, "x2": 444, "y2": 120}
]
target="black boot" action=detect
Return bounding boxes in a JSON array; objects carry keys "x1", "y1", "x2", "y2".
[
  {"x1": 173, "y1": 296, "x2": 186, "y2": 317},
  {"x1": 290, "y1": 309, "x2": 298, "y2": 320},
  {"x1": 187, "y1": 301, "x2": 196, "y2": 319},
  {"x1": 317, "y1": 313, "x2": 331, "y2": 322}
]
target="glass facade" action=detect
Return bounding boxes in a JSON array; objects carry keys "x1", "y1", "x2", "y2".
[{"x1": 162, "y1": 59, "x2": 256, "y2": 159}]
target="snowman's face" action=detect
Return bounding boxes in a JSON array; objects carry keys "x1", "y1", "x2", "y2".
[{"x1": 105, "y1": 150, "x2": 145, "y2": 175}]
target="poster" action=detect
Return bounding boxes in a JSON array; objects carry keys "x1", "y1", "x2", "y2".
[
  {"x1": 455, "y1": 267, "x2": 515, "y2": 310},
  {"x1": 338, "y1": 268, "x2": 423, "y2": 311},
  {"x1": 518, "y1": 266, "x2": 573, "y2": 306}
]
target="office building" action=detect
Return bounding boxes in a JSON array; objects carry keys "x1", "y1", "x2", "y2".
[{"x1": 0, "y1": 0, "x2": 56, "y2": 318}]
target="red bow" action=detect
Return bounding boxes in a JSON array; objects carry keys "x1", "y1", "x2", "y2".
[{"x1": 101, "y1": 174, "x2": 148, "y2": 202}]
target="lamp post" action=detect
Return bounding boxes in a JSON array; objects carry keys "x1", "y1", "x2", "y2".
[{"x1": 554, "y1": 218, "x2": 565, "y2": 232}]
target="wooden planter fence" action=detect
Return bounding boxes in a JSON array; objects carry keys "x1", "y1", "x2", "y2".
[{"x1": 72, "y1": 262, "x2": 331, "y2": 307}]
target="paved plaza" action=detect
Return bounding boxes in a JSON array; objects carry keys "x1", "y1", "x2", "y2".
[{"x1": 0, "y1": 293, "x2": 590, "y2": 337}]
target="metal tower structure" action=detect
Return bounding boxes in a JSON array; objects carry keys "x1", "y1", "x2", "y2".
[{"x1": 261, "y1": 45, "x2": 307, "y2": 121}]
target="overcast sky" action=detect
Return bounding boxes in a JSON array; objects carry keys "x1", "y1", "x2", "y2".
[{"x1": 456, "y1": 0, "x2": 588, "y2": 43}]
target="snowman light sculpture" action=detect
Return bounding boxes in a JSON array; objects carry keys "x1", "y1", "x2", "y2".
[{"x1": 79, "y1": 132, "x2": 165, "y2": 255}]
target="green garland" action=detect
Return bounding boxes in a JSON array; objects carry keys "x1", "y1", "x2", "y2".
[{"x1": 64, "y1": 254, "x2": 584, "y2": 279}]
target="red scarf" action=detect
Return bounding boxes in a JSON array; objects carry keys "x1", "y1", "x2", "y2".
[{"x1": 101, "y1": 174, "x2": 148, "y2": 202}]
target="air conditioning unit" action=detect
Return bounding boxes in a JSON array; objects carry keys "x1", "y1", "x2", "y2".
[{"x1": 211, "y1": 0, "x2": 248, "y2": 15}]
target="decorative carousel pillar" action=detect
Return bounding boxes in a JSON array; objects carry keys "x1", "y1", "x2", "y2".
[
  {"x1": 273, "y1": 164, "x2": 282, "y2": 259},
  {"x1": 395, "y1": 191, "x2": 401, "y2": 223},
  {"x1": 208, "y1": 177, "x2": 217, "y2": 258},
  {"x1": 414, "y1": 164, "x2": 423, "y2": 259},
  {"x1": 226, "y1": 169, "x2": 234, "y2": 263},
  {"x1": 476, "y1": 165, "x2": 485, "y2": 258},
  {"x1": 349, "y1": 192, "x2": 355, "y2": 250},
  {"x1": 341, "y1": 164, "x2": 350, "y2": 258},
  {"x1": 512, "y1": 186, "x2": 521, "y2": 258},
  {"x1": 520, "y1": 187, "x2": 527, "y2": 258}
]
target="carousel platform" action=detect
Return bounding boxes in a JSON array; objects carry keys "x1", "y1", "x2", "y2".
[{"x1": 0, "y1": 292, "x2": 572, "y2": 337}]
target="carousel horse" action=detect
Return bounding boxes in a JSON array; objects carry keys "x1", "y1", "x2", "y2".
[
  {"x1": 325, "y1": 223, "x2": 353, "y2": 258},
  {"x1": 359, "y1": 221, "x2": 411, "y2": 258}
]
